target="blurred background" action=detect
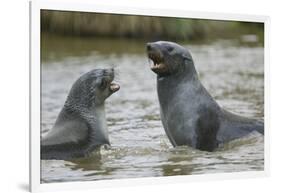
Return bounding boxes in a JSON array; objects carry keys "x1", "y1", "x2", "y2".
[
  {"x1": 41, "y1": 10, "x2": 264, "y2": 43},
  {"x1": 41, "y1": 10, "x2": 264, "y2": 183}
]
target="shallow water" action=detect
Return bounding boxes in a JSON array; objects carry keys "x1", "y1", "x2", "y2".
[{"x1": 41, "y1": 35, "x2": 264, "y2": 183}]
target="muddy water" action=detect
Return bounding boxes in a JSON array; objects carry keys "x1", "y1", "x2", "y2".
[{"x1": 41, "y1": 35, "x2": 264, "y2": 183}]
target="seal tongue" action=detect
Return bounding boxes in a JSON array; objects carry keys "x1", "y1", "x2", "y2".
[{"x1": 110, "y1": 83, "x2": 120, "y2": 92}]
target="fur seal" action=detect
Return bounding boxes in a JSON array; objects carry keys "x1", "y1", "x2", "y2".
[
  {"x1": 41, "y1": 68, "x2": 120, "y2": 160},
  {"x1": 146, "y1": 41, "x2": 264, "y2": 151}
]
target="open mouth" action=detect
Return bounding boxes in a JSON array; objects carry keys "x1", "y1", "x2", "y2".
[
  {"x1": 147, "y1": 52, "x2": 167, "y2": 73},
  {"x1": 109, "y1": 82, "x2": 120, "y2": 92}
]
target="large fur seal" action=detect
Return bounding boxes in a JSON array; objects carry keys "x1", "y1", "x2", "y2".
[
  {"x1": 147, "y1": 41, "x2": 264, "y2": 151},
  {"x1": 41, "y1": 68, "x2": 120, "y2": 160}
]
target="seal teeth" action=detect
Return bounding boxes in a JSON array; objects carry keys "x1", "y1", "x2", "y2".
[{"x1": 148, "y1": 52, "x2": 163, "y2": 68}]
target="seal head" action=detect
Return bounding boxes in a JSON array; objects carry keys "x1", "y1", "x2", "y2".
[
  {"x1": 41, "y1": 68, "x2": 120, "y2": 160},
  {"x1": 147, "y1": 41, "x2": 195, "y2": 77},
  {"x1": 64, "y1": 68, "x2": 120, "y2": 107}
]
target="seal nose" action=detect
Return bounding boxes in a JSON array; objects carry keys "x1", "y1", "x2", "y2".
[{"x1": 146, "y1": 43, "x2": 152, "y2": 51}]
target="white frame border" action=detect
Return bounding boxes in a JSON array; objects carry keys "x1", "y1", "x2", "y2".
[{"x1": 30, "y1": 0, "x2": 270, "y2": 192}]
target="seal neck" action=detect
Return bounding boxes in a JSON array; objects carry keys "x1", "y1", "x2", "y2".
[
  {"x1": 89, "y1": 103, "x2": 110, "y2": 146},
  {"x1": 63, "y1": 101, "x2": 110, "y2": 147}
]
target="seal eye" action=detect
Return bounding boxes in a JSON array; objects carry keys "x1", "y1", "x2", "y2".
[
  {"x1": 99, "y1": 79, "x2": 107, "y2": 90},
  {"x1": 166, "y1": 46, "x2": 174, "y2": 52}
]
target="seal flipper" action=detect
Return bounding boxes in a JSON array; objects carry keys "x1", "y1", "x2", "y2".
[
  {"x1": 41, "y1": 137, "x2": 90, "y2": 160},
  {"x1": 41, "y1": 111, "x2": 92, "y2": 160},
  {"x1": 254, "y1": 120, "x2": 264, "y2": 134},
  {"x1": 222, "y1": 109, "x2": 264, "y2": 134},
  {"x1": 216, "y1": 109, "x2": 264, "y2": 144},
  {"x1": 196, "y1": 106, "x2": 220, "y2": 151},
  {"x1": 41, "y1": 112, "x2": 89, "y2": 146}
]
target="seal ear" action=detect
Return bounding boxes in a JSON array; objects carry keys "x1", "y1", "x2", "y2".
[
  {"x1": 182, "y1": 53, "x2": 192, "y2": 62},
  {"x1": 182, "y1": 53, "x2": 193, "y2": 69},
  {"x1": 95, "y1": 77, "x2": 105, "y2": 90}
]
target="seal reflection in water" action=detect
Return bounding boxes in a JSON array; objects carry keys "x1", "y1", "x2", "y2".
[
  {"x1": 147, "y1": 41, "x2": 264, "y2": 151},
  {"x1": 41, "y1": 69, "x2": 120, "y2": 160}
]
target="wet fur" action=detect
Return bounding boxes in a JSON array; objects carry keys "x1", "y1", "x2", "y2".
[
  {"x1": 41, "y1": 69, "x2": 116, "y2": 160},
  {"x1": 148, "y1": 41, "x2": 264, "y2": 151}
]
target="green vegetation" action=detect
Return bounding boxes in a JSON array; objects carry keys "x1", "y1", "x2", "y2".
[{"x1": 41, "y1": 10, "x2": 264, "y2": 43}]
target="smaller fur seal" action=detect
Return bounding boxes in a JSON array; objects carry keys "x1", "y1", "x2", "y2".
[
  {"x1": 147, "y1": 41, "x2": 264, "y2": 151},
  {"x1": 41, "y1": 68, "x2": 120, "y2": 160}
]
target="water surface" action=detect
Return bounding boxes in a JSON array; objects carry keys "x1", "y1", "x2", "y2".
[{"x1": 41, "y1": 35, "x2": 264, "y2": 183}]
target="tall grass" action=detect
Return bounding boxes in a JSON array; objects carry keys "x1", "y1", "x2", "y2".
[{"x1": 41, "y1": 10, "x2": 264, "y2": 42}]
